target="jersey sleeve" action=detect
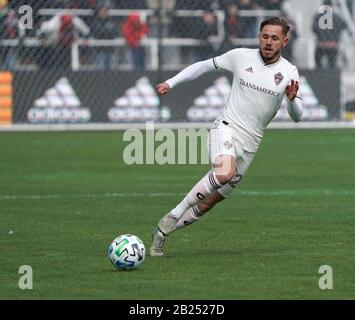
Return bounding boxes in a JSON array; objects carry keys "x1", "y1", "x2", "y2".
[
  {"x1": 286, "y1": 65, "x2": 303, "y2": 122},
  {"x1": 290, "y1": 65, "x2": 300, "y2": 82},
  {"x1": 213, "y1": 48, "x2": 241, "y2": 72}
]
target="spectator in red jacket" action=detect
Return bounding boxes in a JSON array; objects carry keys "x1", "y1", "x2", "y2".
[{"x1": 122, "y1": 12, "x2": 149, "y2": 70}]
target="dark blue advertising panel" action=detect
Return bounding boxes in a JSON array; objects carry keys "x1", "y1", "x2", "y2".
[{"x1": 13, "y1": 70, "x2": 341, "y2": 124}]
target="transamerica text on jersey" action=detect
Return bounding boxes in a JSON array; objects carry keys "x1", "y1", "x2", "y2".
[{"x1": 239, "y1": 78, "x2": 280, "y2": 97}]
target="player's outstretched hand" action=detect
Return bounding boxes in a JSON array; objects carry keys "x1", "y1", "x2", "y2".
[
  {"x1": 155, "y1": 83, "x2": 171, "y2": 96},
  {"x1": 285, "y1": 79, "x2": 299, "y2": 101}
]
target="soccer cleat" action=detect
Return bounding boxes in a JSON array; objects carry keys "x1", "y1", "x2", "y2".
[
  {"x1": 149, "y1": 228, "x2": 166, "y2": 256},
  {"x1": 157, "y1": 212, "x2": 178, "y2": 235}
]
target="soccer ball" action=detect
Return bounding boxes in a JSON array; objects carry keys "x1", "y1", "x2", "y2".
[{"x1": 108, "y1": 234, "x2": 146, "y2": 271}]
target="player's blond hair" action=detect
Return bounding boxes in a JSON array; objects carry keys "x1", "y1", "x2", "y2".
[{"x1": 260, "y1": 17, "x2": 290, "y2": 36}]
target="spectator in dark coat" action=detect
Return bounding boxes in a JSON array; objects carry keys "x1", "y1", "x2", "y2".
[
  {"x1": 312, "y1": 0, "x2": 347, "y2": 68},
  {"x1": 280, "y1": 11, "x2": 298, "y2": 63},
  {"x1": 91, "y1": 3, "x2": 118, "y2": 70},
  {"x1": 220, "y1": 3, "x2": 240, "y2": 52},
  {"x1": 116, "y1": 0, "x2": 146, "y2": 9},
  {"x1": 194, "y1": 10, "x2": 218, "y2": 61},
  {"x1": 237, "y1": 0, "x2": 259, "y2": 38}
]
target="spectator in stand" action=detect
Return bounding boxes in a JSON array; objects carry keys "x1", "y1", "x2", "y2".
[
  {"x1": 197, "y1": 0, "x2": 249, "y2": 10},
  {"x1": 70, "y1": 0, "x2": 98, "y2": 9},
  {"x1": 91, "y1": 1, "x2": 118, "y2": 70},
  {"x1": 220, "y1": 3, "x2": 240, "y2": 52},
  {"x1": 146, "y1": 0, "x2": 176, "y2": 65},
  {"x1": 0, "y1": 1, "x2": 18, "y2": 71},
  {"x1": 258, "y1": 0, "x2": 284, "y2": 10},
  {"x1": 116, "y1": 0, "x2": 146, "y2": 9},
  {"x1": 174, "y1": 0, "x2": 200, "y2": 10},
  {"x1": 312, "y1": 0, "x2": 347, "y2": 68},
  {"x1": 15, "y1": 0, "x2": 64, "y2": 9},
  {"x1": 146, "y1": 0, "x2": 175, "y2": 38},
  {"x1": 194, "y1": 10, "x2": 218, "y2": 61},
  {"x1": 347, "y1": 0, "x2": 354, "y2": 18},
  {"x1": 209, "y1": 0, "x2": 222, "y2": 11},
  {"x1": 122, "y1": 12, "x2": 149, "y2": 70},
  {"x1": 9, "y1": 0, "x2": 40, "y2": 38},
  {"x1": 238, "y1": 0, "x2": 259, "y2": 38},
  {"x1": 168, "y1": 1, "x2": 195, "y2": 64},
  {"x1": 51, "y1": 0, "x2": 68, "y2": 8},
  {"x1": 174, "y1": 0, "x2": 222, "y2": 10},
  {"x1": 280, "y1": 10, "x2": 297, "y2": 63},
  {"x1": 36, "y1": 9, "x2": 90, "y2": 70}
]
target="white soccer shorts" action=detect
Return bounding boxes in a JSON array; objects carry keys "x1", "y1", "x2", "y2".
[{"x1": 208, "y1": 118, "x2": 255, "y2": 198}]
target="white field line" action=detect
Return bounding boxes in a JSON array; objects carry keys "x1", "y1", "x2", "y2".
[{"x1": 0, "y1": 190, "x2": 354, "y2": 200}]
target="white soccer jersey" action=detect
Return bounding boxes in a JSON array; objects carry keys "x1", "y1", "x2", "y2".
[{"x1": 214, "y1": 48, "x2": 299, "y2": 152}]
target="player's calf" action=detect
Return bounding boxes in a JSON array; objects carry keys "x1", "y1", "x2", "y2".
[{"x1": 173, "y1": 191, "x2": 225, "y2": 231}]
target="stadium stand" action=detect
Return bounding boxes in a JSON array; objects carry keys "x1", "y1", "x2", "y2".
[{"x1": 1, "y1": 0, "x2": 355, "y2": 123}]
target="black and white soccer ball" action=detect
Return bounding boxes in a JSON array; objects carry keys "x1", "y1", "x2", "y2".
[{"x1": 108, "y1": 234, "x2": 145, "y2": 271}]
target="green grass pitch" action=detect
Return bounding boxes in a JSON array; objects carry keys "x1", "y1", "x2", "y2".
[{"x1": 0, "y1": 129, "x2": 354, "y2": 299}]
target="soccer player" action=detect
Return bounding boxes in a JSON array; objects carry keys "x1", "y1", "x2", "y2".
[{"x1": 150, "y1": 17, "x2": 303, "y2": 256}]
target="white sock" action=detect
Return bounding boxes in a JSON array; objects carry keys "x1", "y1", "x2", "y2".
[
  {"x1": 173, "y1": 205, "x2": 203, "y2": 231},
  {"x1": 170, "y1": 171, "x2": 222, "y2": 220}
]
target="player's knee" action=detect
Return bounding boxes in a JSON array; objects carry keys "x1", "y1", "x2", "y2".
[
  {"x1": 215, "y1": 169, "x2": 236, "y2": 185},
  {"x1": 213, "y1": 155, "x2": 236, "y2": 185}
]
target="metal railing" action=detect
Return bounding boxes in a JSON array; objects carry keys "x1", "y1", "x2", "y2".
[{"x1": 2, "y1": 8, "x2": 301, "y2": 71}]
